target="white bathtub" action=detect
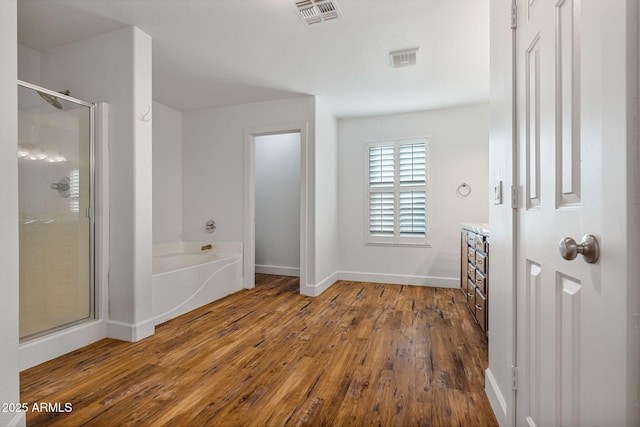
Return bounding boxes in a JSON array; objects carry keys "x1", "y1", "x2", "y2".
[{"x1": 152, "y1": 242, "x2": 242, "y2": 325}]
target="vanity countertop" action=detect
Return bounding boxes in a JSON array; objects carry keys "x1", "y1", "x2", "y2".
[{"x1": 460, "y1": 223, "x2": 490, "y2": 236}]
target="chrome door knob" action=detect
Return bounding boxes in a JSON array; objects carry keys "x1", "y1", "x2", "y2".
[{"x1": 559, "y1": 234, "x2": 599, "y2": 264}]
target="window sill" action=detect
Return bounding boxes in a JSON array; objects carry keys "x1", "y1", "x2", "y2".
[{"x1": 364, "y1": 242, "x2": 432, "y2": 248}]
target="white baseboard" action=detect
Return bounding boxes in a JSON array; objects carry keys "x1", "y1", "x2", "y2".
[
  {"x1": 255, "y1": 264, "x2": 300, "y2": 277},
  {"x1": 19, "y1": 319, "x2": 106, "y2": 371},
  {"x1": 299, "y1": 271, "x2": 459, "y2": 297},
  {"x1": 485, "y1": 367, "x2": 508, "y2": 426},
  {"x1": 301, "y1": 272, "x2": 338, "y2": 297},
  {"x1": 106, "y1": 318, "x2": 155, "y2": 342},
  {"x1": 337, "y1": 271, "x2": 459, "y2": 288}
]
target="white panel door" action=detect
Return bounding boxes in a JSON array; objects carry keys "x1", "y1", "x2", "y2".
[{"x1": 515, "y1": 0, "x2": 631, "y2": 426}]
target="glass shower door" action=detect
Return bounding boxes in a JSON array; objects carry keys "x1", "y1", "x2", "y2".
[{"x1": 17, "y1": 82, "x2": 94, "y2": 340}]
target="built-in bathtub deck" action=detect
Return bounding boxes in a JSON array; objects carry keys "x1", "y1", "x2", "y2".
[{"x1": 152, "y1": 241, "x2": 242, "y2": 324}]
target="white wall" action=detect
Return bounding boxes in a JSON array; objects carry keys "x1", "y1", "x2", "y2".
[
  {"x1": 18, "y1": 43, "x2": 40, "y2": 85},
  {"x1": 485, "y1": 0, "x2": 515, "y2": 424},
  {"x1": 153, "y1": 101, "x2": 183, "y2": 244},
  {"x1": 0, "y1": 3, "x2": 23, "y2": 426},
  {"x1": 41, "y1": 26, "x2": 154, "y2": 341},
  {"x1": 314, "y1": 98, "x2": 339, "y2": 289},
  {"x1": 255, "y1": 133, "x2": 300, "y2": 275},
  {"x1": 182, "y1": 96, "x2": 317, "y2": 290},
  {"x1": 337, "y1": 104, "x2": 489, "y2": 286},
  {"x1": 182, "y1": 96, "x2": 313, "y2": 241}
]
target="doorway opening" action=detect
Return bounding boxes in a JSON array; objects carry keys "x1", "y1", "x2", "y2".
[
  {"x1": 244, "y1": 124, "x2": 308, "y2": 294},
  {"x1": 254, "y1": 133, "x2": 301, "y2": 279}
]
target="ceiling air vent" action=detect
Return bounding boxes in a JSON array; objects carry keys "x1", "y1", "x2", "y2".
[
  {"x1": 390, "y1": 48, "x2": 420, "y2": 68},
  {"x1": 292, "y1": 0, "x2": 342, "y2": 25}
]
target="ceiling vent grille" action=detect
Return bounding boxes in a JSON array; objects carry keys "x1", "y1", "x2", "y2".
[
  {"x1": 292, "y1": 0, "x2": 342, "y2": 25},
  {"x1": 390, "y1": 48, "x2": 420, "y2": 68}
]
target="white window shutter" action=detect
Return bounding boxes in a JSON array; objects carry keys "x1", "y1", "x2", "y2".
[
  {"x1": 366, "y1": 138, "x2": 428, "y2": 245},
  {"x1": 399, "y1": 191, "x2": 426, "y2": 237},
  {"x1": 369, "y1": 146, "x2": 394, "y2": 187},
  {"x1": 369, "y1": 192, "x2": 395, "y2": 236},
  {"x1": 399, "y1": 142, "x2": 426, "y2": 186}
]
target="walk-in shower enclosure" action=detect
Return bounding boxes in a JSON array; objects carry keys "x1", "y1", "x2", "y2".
[{"x1": 17, "y1": 81, "x2": 94, "y2": 340}]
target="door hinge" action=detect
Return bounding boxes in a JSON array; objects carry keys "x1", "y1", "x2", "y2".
[
  {"x1": 510, "y1": 0, "x2": 517, "y2": 29},
  {"x1": 85, "y1": 206, "x2": 92, "y2": 219},
  {"x1": 511, "y1": 185, "x2": 519, "y2": 209},
  {"x1": 511, "y1": 366, "x2": 519, "y2": 390}
]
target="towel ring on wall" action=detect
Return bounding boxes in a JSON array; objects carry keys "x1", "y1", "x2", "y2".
[{"x1": 456, "y1": 183, "x2": 471, "y2": 198}]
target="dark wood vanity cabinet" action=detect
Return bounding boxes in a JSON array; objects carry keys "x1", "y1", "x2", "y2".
[{"x1": 460, "y1": 227, "x2": 489, "y2": 334}]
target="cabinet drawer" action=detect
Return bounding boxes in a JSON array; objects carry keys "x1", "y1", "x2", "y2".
[
  {"x1": 474, "y1": 235, "x2": 487, "y2": 253},
  {"x1": 467, "y1": 232, "x2": 475, "y2": 247},
  {"x1": 467, "y1": 247, "x2": 476, "y2": 263},
  {"x1": 475, "y1": 272, "x2": 486, "y2": 294},
  {"x1": 475, "y1": 288, "x2": 486, "y2": 332},
  {"x1": 466, "y1": 279, "x2": 476, "y2": 310},
  {"x1": 475, "y1": 252, "x2": 486, "y2": 274},
  {"x1": 467, "y1": 263, "x2": 476, "y2": 282}
]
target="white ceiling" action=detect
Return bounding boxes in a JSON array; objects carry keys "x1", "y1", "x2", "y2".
[{"x1": 17, "y1": 0, "x2": 489, "y2": 118}]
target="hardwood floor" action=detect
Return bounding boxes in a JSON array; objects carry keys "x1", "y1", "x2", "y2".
[{"x1": 21, "y1": 275, "x2": 497, "y2": 426}]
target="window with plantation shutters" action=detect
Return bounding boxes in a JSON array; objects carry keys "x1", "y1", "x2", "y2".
[{"x1": 365, "y1": 138, "x2": 428, "y2": 245}]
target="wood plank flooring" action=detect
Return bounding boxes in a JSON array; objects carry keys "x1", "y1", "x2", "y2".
[{"x1": 20, "y1": 275, "x2": 497, "y2": 426}]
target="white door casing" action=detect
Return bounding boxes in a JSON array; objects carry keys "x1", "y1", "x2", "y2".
[
  {"x1": 243, "y1": 123, "x2": 308, "y2": 294},
  {"x1": 515, "y1": 0, "x2": 636, "y2": 426}
]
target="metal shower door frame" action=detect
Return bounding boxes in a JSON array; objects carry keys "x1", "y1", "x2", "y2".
[{"x1": 17, "y1": 80, "x2": 97, "y2": 341}]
